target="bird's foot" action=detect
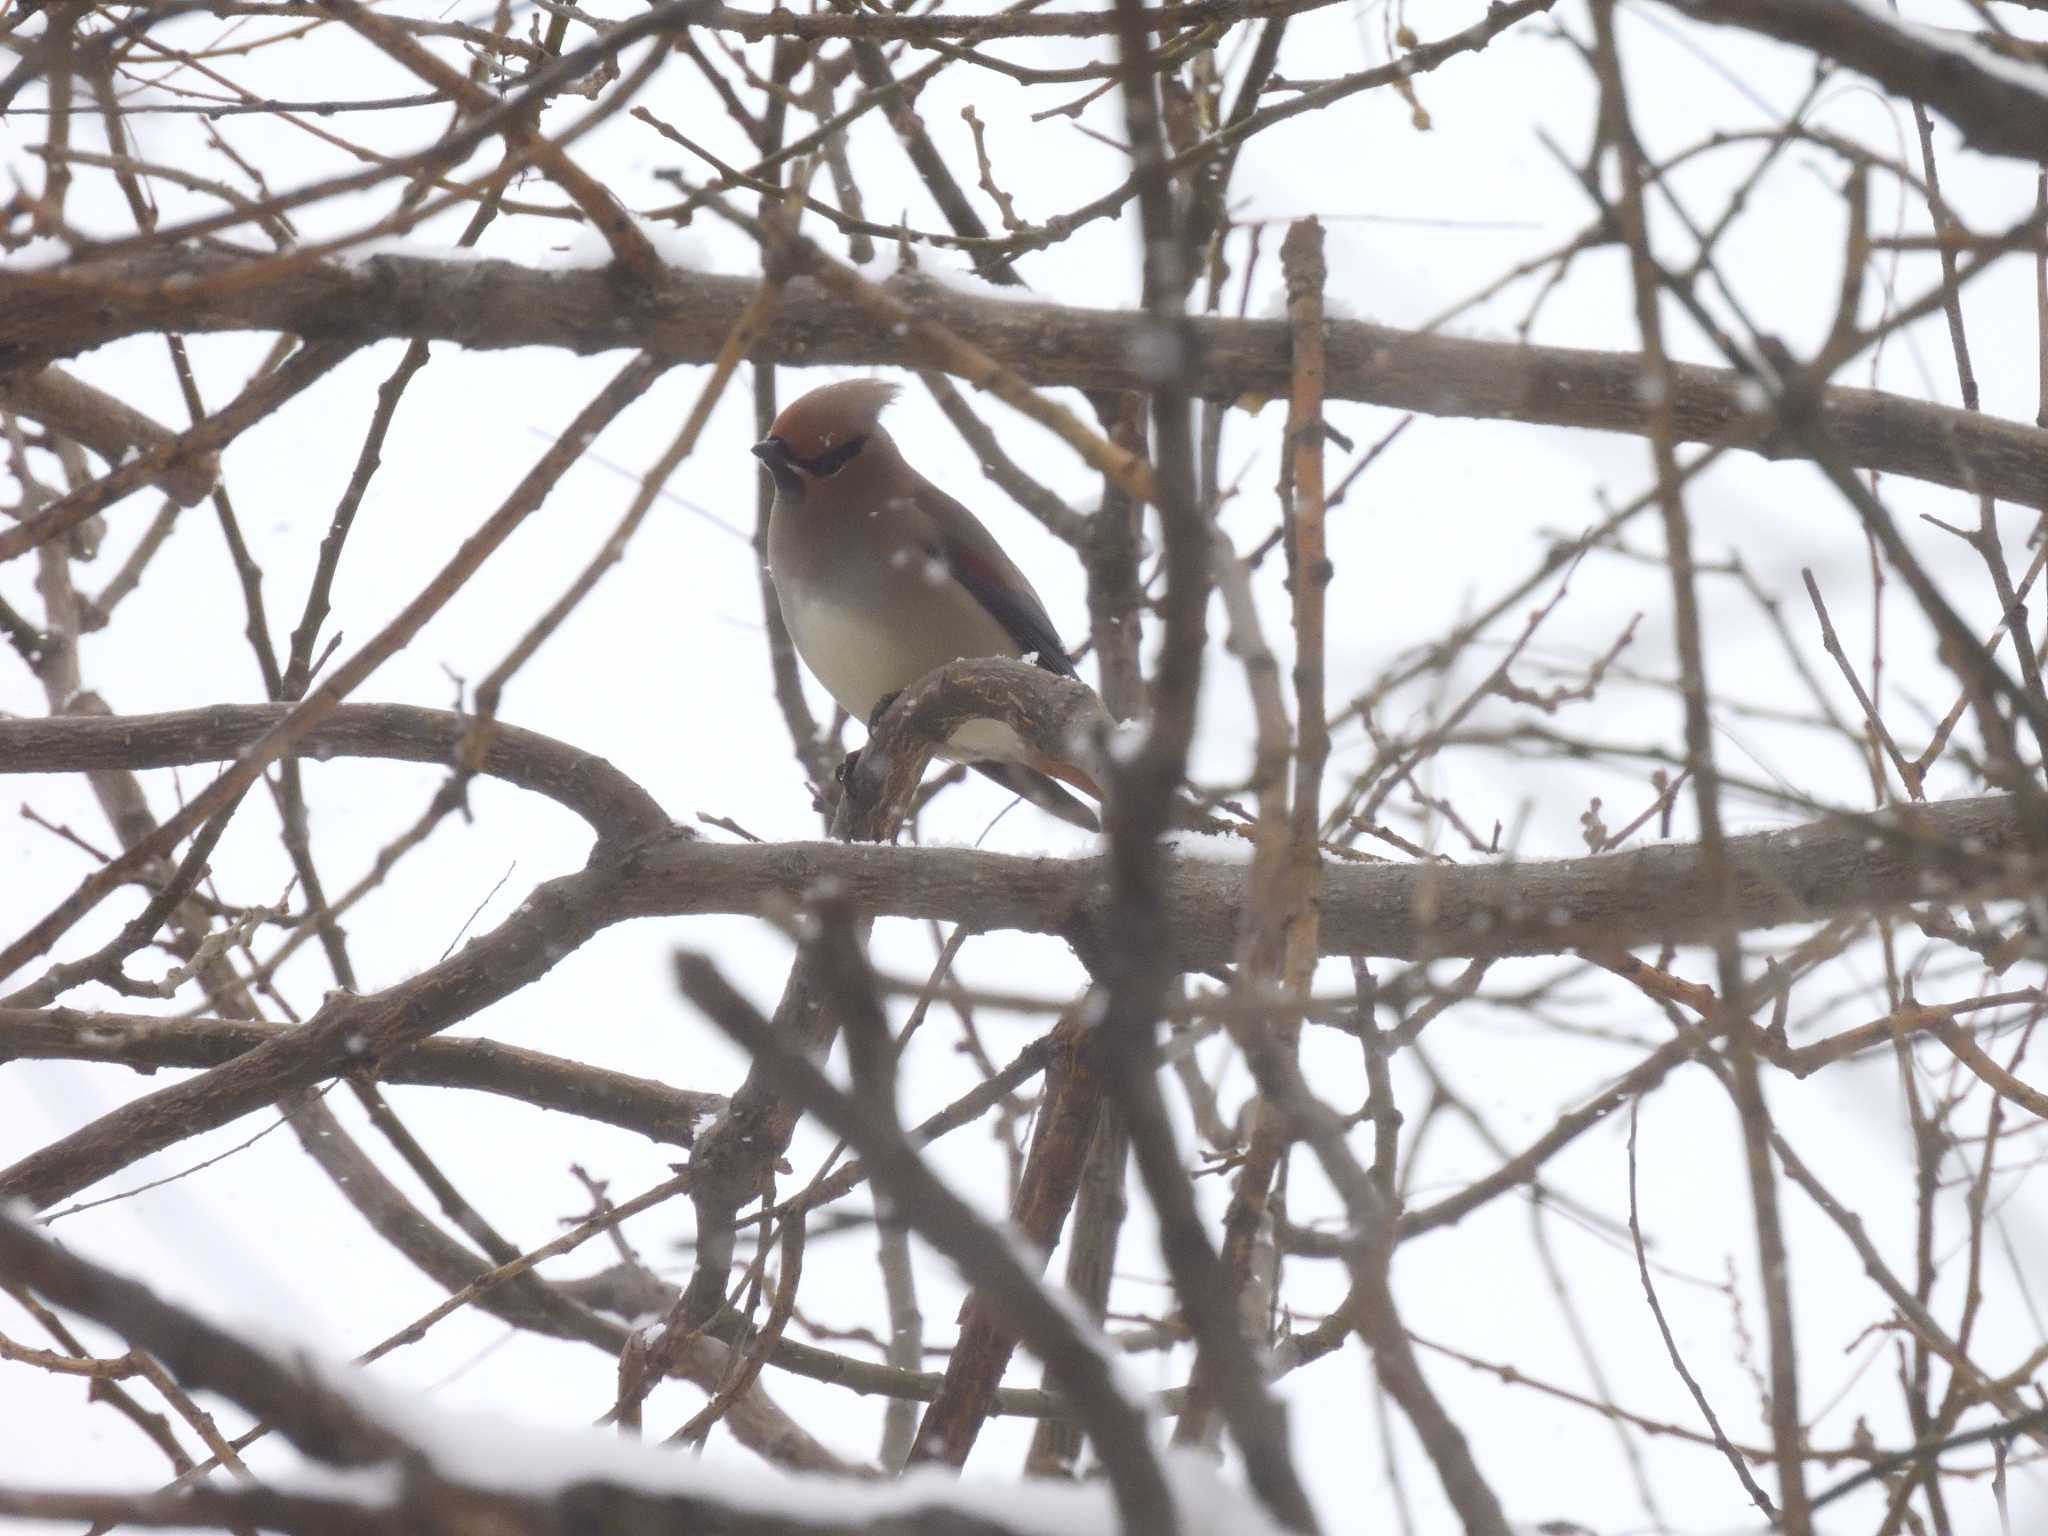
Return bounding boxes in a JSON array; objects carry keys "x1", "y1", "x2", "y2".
[{"x1": 866, "y1": 690, "x2": 902, "y2": 730}]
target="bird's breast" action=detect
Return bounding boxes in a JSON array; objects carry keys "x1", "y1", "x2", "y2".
[
  {"x1": 776, "y1": 590, "x2": 914, "y2": 724},
  {"x1": 769, "y1": 502, "x2": 1029, "y2": 758}
]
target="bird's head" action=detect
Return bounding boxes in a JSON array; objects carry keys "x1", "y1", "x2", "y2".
[{"x1": 752, "y1": 378, "x2": 901, "y2": 499}]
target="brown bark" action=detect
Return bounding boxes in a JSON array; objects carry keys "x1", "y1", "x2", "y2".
[{"x1": 6, "y1": 251, "x2": 2045, "y2": 506}]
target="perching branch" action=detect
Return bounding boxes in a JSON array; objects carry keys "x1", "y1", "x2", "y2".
[
  {"x1": 838, "y1": 656, "x2": 1109, "y2": 841},
  {"x1": 615, "y1": 789, "x2": 2035, "y2": 965},
  {"x1": 0, "y1": 704, "x2": 2033, "y2": 974}
]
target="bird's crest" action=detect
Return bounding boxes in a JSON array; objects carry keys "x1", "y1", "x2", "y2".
[{"x1": 769, "y1": 379, "x2": 901, "y2": 461}]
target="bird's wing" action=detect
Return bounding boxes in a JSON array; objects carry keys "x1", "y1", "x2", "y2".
[{"x1": 910, "y1": 480, "x2": 1078, "y2": 678}]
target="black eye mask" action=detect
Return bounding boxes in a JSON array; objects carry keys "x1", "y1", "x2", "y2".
[{"x1": 795, "y1": 433, "x2": 867, "y2": 478}]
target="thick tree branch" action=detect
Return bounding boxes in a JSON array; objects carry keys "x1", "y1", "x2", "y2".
[
  {"x1": 0, "y1": 1215, "x2": 1272, "y2": 1536},
  {"x1": 0, "y1": 708, "x2": 2031, "y2": 970},
  {"x1": 0, "y1": 702, "x2": 670, "y2": 846},
  {"x1": 3, "y1": 785, "x2": 2010, "y2": 1209},
  {"x1": 613, "y1": 791, "x2": 2032, "y2": 965},
  {"x1": 0, "y1": 679, "x2": 2029, "y2": 1218},
  {"x1": 704, "y1": 0, "x2": 1338, "y2": 41},
  {"x1": 7, "y1": 252, "x2": 2047, "y2": 506},
  {"x1": 1676, "y1": 0, "x2": 2048, "y2": 164}
]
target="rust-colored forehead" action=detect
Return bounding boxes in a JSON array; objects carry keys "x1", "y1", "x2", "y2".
[{"x1": 768, "y1": 379, "x2": 899, "y2": 460}]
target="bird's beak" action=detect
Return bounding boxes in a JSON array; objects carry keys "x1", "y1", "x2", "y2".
[{"x1": 752, "y1": 437, "x2": 804, "y2": 497}]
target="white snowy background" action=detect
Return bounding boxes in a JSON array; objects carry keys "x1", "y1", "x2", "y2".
[{"x1": 3, "y1": 0, "x2": 2046, "y2": 1532}]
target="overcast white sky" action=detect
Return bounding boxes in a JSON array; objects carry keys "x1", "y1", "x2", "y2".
[{"x1": 5, "y1": 0, "x2": 2048, "y2": 1531}]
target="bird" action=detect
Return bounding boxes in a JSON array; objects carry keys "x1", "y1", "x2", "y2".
[{"x1": 754, "y1": 378, "x2": 1103, "y2": 831}]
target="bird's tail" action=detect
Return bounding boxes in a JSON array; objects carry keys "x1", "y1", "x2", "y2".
[{"x1": 971, "y1": 760, "x2": 1100, "y2": 831}]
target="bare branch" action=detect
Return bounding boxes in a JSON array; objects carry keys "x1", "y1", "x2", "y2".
[
  {"x1": 0, "y1": 367, "x2": 218, "y2": 506},
  {"x1": 10, "y1": 253, "x2": 2048, "y2": 506},
  {"x1": 1669, "y1": 0, "x2": 2048, "y2": 163}
]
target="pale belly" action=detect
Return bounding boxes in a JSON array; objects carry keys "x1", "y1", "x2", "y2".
[{"x1": 780, "y1": 596, "x2": 1027, "y2": 763}]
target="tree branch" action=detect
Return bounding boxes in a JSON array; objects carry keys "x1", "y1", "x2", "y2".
[
  {"x1": 612, "y1": 791, "x2": 2032, "y2": 966},
  {"x1": 0, "y1": 859, "x2": 622, "y2": 1209},
  {"x1": 0, "y1": 707, "x2": 2032, "y2": 971},
  {"x1": 0, "y1": 366, "x2": 218, "y2": 507},
  {"x1": 0, "y1": 1214, "x2": 1271, "y2": 1536},
  {"x1": 837, "y1": 656, "x2": 1108, "y2": 841},
  {"x1": 9, "y1": 252, "x2": 2048, "y2": 506},
  {"x1": 1672, "y1": 0, "x2": 2048, "y2": 164},
  {"x1": 674, "y1": 949, "x2": 1176, "y2": 1536},
  {"x1": 0, "y1": 702, "x2": 669, "y2": 846},
  {"x1": 0, "y1": 1211, "x2": 397, "y2": 1465},
  {"x1": 0, "y1": 1006, "x2": 717, "y2": 1145}
]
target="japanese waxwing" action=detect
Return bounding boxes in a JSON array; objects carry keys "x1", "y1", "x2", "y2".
[{"x1": 754, "y1": 379, "x2": 1103, "y2": 831}]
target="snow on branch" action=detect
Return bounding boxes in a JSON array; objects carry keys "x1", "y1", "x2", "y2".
[
  {"x1": 1675, "y1": 0, "x2": 2048, "y2": 163},
  {"x1": 0, "y1": 1211, "x2": 1285, "y2": 1536}
]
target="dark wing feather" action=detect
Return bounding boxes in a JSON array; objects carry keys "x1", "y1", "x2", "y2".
[
  {"x1": 943, "y1": 545, "x2": 1077, "y2": 677},
  {"x1": 913, "y1": 483, "x2": 1078, "y2": 677},
  {"x1": 971, "y1": 761, "x2": 1100, "y2": 830}
]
